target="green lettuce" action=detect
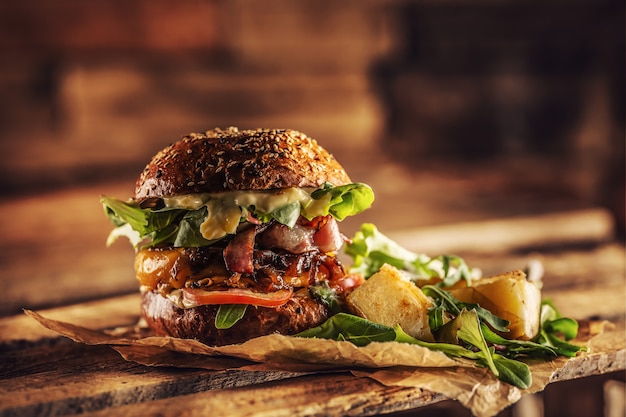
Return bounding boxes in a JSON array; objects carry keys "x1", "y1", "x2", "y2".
[
  {"x1": 344, "y1": 223, "x2": 475, "y2": 286},
  {"x1": 101, "y1": 182, "x2": 374, "y2": 249},
  {"x1": 311, "y1": 182, "x2": 375, "y2": 221}
]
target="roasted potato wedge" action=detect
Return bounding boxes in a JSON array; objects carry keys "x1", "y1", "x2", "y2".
[
  {"x1": 450, "y1": 270, "x2": 541, "y2": 340},
  {"x1": 346, "y1": 264, "x2": 435, "y2": 341}
]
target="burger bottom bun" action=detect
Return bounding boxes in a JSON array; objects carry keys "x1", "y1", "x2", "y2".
[{"x1": 141, "y1": 290, "x2": 330, "y2": 346}]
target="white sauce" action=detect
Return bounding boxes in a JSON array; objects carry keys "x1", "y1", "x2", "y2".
[{"x1": 163, "y1": 188, "x2": 331, "y2": 241}]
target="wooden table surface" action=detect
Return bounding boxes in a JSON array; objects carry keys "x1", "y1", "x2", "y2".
[
  {"x1": 1, "y1": 292, "x2": 624, "y2": 417},
  {"x1": 1, "y1": 179, "x2": 624, "y2": 416},
  {"x1": 2, "y1": 244, "x2": 624, "y2": 416}
]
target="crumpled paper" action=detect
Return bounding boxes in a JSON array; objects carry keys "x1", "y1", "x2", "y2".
[{"x1": 24, "y1": 310, "x2": 613, "y2": 417}]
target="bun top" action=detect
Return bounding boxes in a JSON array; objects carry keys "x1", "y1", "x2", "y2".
[{"x1": 135, "y1": 127, "x2": 351, "y2": 199}]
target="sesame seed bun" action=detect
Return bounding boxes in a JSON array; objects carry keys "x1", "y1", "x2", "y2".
[{"x1": 135, "y1": 127, "x2": 351, "y2": 199}]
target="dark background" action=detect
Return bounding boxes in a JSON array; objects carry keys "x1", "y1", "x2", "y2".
[
  {"x1": 1, "y1": 0, "x2": 623, "y2": 309},
  {"x1": 0, "y1": 1, "x2": 623, "y2": 227}
]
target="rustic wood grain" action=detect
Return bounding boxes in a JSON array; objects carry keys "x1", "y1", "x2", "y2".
[
  {"x1": 388, "y1": 208, "x2": 616, "y2": 255},
  {"x1": 0, "y1": 293, "x2": 140, "y2": 342},
  {"x1": 0, "y1": 289, "x2": 624, "y2": 417},
  {"x1": 1, "y1": 183, "x2": 623, "y2": 417},
  {"x1": 73, "y1": 328, "x2": 626, "y2": 417},
  {"x1": 0, "y1": 340, "x2": 306, "y2": 417},
  {"x1": 82, "y1": 373, "x2": 446, "y2": 417}
]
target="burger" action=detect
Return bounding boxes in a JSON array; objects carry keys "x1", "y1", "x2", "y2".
[{"x1": 101, "y1": 127, "x2": 374, "y2": 346}]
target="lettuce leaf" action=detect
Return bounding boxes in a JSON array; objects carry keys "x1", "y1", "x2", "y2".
[
  {"x1": 101, "y1": 195, "x2": 184, "y2": 236},
  {"x1": 344, "y1": 223, "x2": 475, "y2": 286},
  {"x1": 101, "y1": 182, "x2": 374, "y2": 249},
  {"x1": 311, "y1": 182, "x2": 375, "y2": 221}
]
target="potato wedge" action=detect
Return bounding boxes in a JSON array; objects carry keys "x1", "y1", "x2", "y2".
[
  {"x1": 450, "y1": 270, "x2": 541, "y2": 340},
  {"x1": 346, "y1": 264, "x2": 434, "y2": 341}
]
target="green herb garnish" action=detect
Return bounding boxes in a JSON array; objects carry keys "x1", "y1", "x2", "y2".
[{"x1": 215, "y1": 304, "x2": 248, "y2": 329}]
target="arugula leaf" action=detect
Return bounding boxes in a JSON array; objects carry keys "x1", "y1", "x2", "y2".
[
  {"x1": 299, "y1": 312, "x2": 534, "y2": 388},
  {"x1": 173, "y1": 207, "x2": 218, "y2": 247},
  {"x1": 310, "y1": 183, "x2": 375, "y2": 221},
  {"x1": 432, "y1": 309, "x2": 463, "y2": 344},
  {"x1": 455, "y1": 309, "x2": 499, "y2": 377},
  {"x1": 270, "y1": 201, "x2": 301, "y2": 228},
  {"x1": 428, "y1": 302, "x2": 449, "y2": 334},
  {"x1": 422, "y1": 285, "x2": 510, "y2": 333},
  {"x1": 544, "y1": 317, "x2": 579, "y2": 341},
  {"x1": 394, "y1": 324, "x2": 480, "y2": 359},
  {"x1": 344, "y1": 223, "x2": 475, "y2": 286},
  {"x1": 102, "y1": 196, "x2": 219, "y2": 249},
  {"x1": 485, "y1": 354, "x2": 532, "y2": 389},
  {"x1": 480, "y1": 323, "x2": 558, "y2": 357},
  {"x1": 101, "y1": 195, "x2": 148, "y2": 230},
  {"x1": 535, "y1": 301, "x2": 585, "y2": 357},
  {"x1": 150, "y1": 224, "x2": 182, "y2": 247},
  {"x1": 215, "y1": 304, "x2": 248, "y2": 329},
  {"x1": 398, "y1": 321, "x2": 532, "y2": 388},
  {"x1": 439, "y1": 255, "x2": 474, "y2": 287},
  {"x1": 540, "y1": 301, "x2": 579, "y2": 341},
  {"x1": 296, "y1": 313, "x2": 396, "y2": 346}
]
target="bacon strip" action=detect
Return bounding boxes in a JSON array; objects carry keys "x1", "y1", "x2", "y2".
[
  {"x1": 223, "y1": 226, "x2": 257, "y2": 274},
  {"x1": 313, "y1": 217, "x2": 346, "y2": 253}
]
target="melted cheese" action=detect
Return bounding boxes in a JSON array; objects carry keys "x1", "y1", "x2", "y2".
[
  {"x1": 135, "y1": 248, "x2": 190, "y2": 290},
  {"x1": 163, "y1": 188, "x2": 331, "y2": 241}
]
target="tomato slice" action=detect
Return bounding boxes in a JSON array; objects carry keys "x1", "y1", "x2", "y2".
[
  {"x1": 330, "y1": 274, "x2": 365, "y2": 293},
  {"x1": 182, "y1": 287, "x2": 293, "y2": 308}
]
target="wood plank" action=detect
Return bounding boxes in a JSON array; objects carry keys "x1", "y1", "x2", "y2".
[
  {"x1": 545, "y1": 282, "x2": 626, "y2": 322},
  {"x1": 1, "y1": 292, "x2": 624, "y2": 417},
  {"x1": 387, "y1": 208, "x2": 616, "y2": 255},
  {"x1": 0, "y1": 340, "x2": 304, "y2": 417},
  {"x1": 0, "y1": 293, "x2": 141, "y2": 342},
  {"x1": 80, "y1": 329, "x2": 625, "y2": 417},
  {"x1": 81, "y1": 373, "x2": 446, "y2": 417},
  {"x1": 2, "y1": 331, "x2": 623, "y2": 417},
  {"x1": 0, "y1": 182, "x2": 137, "y2": 317}
]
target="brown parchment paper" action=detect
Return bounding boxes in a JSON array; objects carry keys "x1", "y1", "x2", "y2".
[{"x1": 24, "y1": 310, "x2": 614, "y2": 417}]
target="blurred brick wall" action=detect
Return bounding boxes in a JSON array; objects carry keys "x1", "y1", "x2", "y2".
[
  {"x1": 0, "y1": 0, "x2": 622, "y2": 234},
  {"x1": 0, "y1": 0, "x2": 387, "y2": 195},
  {"x1": 368, "y1": 0, "x2": 624, "y2": 235}
]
